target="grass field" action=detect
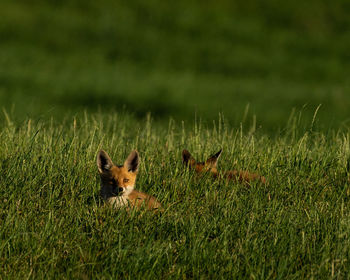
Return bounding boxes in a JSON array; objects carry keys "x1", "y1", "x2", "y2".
[
  {"x1": 1, "y1": 0, "x2": 350, "y2": 278},
  {"x1": 1, "y1": 0, "x2": 350, "y2": 132},
  {"x1": 1, "y1": 114, "x2": 350, "y2": 278}
]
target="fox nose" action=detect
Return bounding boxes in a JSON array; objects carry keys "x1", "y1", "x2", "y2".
[{"x1": 118, "y1": 187, "x2": 124, "y2": 193}]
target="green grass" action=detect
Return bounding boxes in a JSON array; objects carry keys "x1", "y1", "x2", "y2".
[
  {"x1": 1, "y1": 113, "x2": 350, "y2": 278},
  {"x1": 1, "y1": 0, "x2": 350, "y2": 132},
  {"x1": 2, "y1": 0, "x2": 350, "y2": 278}
]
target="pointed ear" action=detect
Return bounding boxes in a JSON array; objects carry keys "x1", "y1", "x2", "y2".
[
  {"x1": 182, "y1": 149, "x2": 194, "y2": 165},
  {"x1": 97, "y1": 150, "x2": 114, "y2": 173},
  {"x1": 124, "y1": 150, "x2": 139, "y2": 172},
  {"x1": 205, "y1": 149, "x2": 222, "y2": 168}
]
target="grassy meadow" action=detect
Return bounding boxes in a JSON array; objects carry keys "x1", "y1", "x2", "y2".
[
  {"x1": 1, "y1": 0, "x2": 350, "y2": 131},
  {"x1": 1, "y1": 0, "x2": 350, "y2": 278},
  {"x1": 2, "y1": 114, "x2": 350, "y2": 278}
]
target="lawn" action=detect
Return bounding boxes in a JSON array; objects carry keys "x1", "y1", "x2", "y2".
[
  {"x1": 1, "y1": 0, "x2": 350, "y2": 278},
  {"x1": 1, "y1": 114, "x2": 350, "y2": 278},
  {"x1": 1, "y1": 0, "x2": 350, "y2": 131}
]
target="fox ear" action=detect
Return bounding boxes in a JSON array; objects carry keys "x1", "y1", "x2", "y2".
[
  {"x1": 182, "y1": 149, "x2": 196, "y2": 167},
  {"x1": 97, "y1": 150, "x2": 114, "y2": 173},
  {"x1": 124, "y1": 150, "x2": 139, "y2": 172},
  {"x1": 205, "y1": 149, "x2": 222, "y2": 168}
]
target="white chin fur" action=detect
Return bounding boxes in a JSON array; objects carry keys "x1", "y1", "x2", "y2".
[{"x1": 122, "y1": 185, "x2": 134, "y2": 196}]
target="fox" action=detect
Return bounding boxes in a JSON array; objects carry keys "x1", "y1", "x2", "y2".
[
  {"x1": 97, "y1": 149, "x2": 162, "y2": 211},
  {"x1": 182, "y1": 149, "x2": 266, "y2": 184}
]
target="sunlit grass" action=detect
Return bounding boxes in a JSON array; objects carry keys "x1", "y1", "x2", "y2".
[{"x1": 1, "y1": 113, "x2": 350, "y2": 278}]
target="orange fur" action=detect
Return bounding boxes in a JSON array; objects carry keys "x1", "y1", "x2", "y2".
[
  {"x1": 97, "y1": 150, "x2": 162, "y2": 211},
  {"x1": 182, "y1": 149, "x2": 266, "y2": 184}
]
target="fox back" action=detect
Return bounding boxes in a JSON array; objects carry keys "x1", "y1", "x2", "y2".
[
  {"x1": 182, "y1": 149, "x2": 266, "y2": 184},
  {"x1": 97, "y1": 150, "x2": 162, "y2": 210}
]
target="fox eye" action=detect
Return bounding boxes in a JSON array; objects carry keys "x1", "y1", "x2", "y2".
[{"x1": 123, "y1": 178, "x2": 129, "y2": 183}]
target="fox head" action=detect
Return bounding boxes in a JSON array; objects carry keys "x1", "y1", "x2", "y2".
[
  {"x1": 97, "y1": 150, "x2": 139, "y2": 200},
  {"x1": 182, "y1": 149, "x2": 222, "y2": 174},
  {"x1": 183, "y1": 149, "x2": 266, "y2": 184}
]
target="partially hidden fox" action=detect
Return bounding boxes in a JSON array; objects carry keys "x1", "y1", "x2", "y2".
[
  {"x1": 182, "y1": 149, "x2": 266, "y2": 184},
  {"x1": 97, "y1": 150, "x2": 162, "y2": 210}
]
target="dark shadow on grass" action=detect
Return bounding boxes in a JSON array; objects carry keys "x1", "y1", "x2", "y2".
[{"x1": 56, "y1": 87, "x2": 180, "y2": 119}]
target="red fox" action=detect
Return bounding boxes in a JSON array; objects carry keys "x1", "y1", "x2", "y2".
[
  {"x1": 97, "y1": 150, "x2": 162, "y2": 210},
  {"x1": 182, "y1": 149, "x2": 266, "y2": 184}
]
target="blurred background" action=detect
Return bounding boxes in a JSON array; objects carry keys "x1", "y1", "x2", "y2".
[{"x1": 1, "y1": 0, "x2": 350, "y2": 132}]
